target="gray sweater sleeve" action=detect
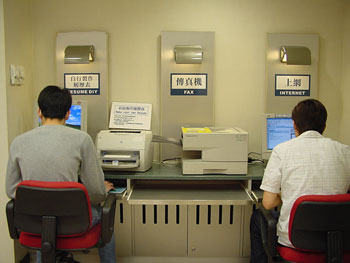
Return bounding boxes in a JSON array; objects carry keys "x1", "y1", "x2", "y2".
[
  {"x1": 6, "y1": 143, "x2": 22, "y2": 199},
  {"x1": 79, "y1": 135, "x2": 107, "y2": 204}
]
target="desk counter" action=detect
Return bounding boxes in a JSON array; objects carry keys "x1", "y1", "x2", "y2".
[
  {"x1": 104, "y1": 162, "x2": 264, "y2": 180},
  {"x1": 104, "y1": 162, "x2": 264, "y2": 206}
]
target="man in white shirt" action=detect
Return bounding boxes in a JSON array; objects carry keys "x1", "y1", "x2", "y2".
[{"x1": 250, "y1": 99, "x2": 350, "y2": 263}]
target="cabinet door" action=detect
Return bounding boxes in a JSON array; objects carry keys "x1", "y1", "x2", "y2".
[
  {"x1": 133, "y1": 204, "x2": 187, "y2": 256},
  {"x1": 242, "y1": 205, "x2": 253, "y2": 257},
  {"x1": 115, "y1": 200, "x2": 133, "y2": 256},
  {"x1": 188, "y1": 205, "x2": 242, "y2": 257}
]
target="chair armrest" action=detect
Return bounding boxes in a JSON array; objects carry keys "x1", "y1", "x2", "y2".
[
  {"x1": 259, "y1": 207, "x2": 278, "y2": 257},
  {"x1": 6, "y1": 200, "x2": 20, "y2": 239},
  {"x1": 100, "y1": 193, "x2": 117, "y2": 244}
]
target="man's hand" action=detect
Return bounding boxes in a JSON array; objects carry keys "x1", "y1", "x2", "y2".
[{"x1": 104, "y1": 181, "x2": 114, "y2": 192}]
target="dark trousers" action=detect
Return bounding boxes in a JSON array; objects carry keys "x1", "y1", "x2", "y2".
[{"x1": 250, "y1": 209, "x2": 280, "y2": 263}]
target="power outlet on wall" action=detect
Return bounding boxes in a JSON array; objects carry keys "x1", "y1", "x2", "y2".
[{"x1": 10, "y1": 64, "x2": 24, "y2": 86}]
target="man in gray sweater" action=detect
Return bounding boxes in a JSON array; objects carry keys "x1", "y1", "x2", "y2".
[{"x1": 6, "y1": 85, "x2": 116, "y2": 263}]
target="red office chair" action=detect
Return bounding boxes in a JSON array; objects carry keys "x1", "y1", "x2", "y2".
[
  {"x1": 259, "y1": 194, "x2": 350, "y2": 263},
  {"x1": 6, "y1": 180, "x2": 116, "y2": 263}
]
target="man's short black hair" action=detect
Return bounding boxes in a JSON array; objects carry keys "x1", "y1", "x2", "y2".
[
  {"x1": 292, "y1": 99, "x2": 327, "y2": 134},
  {"x1": 38, "y1": 86, "x2": 72, "y2": 119}
]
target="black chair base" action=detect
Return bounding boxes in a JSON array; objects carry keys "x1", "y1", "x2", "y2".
[{"x1": 56, "y1": 252, "x2": 80, "y2": 263}]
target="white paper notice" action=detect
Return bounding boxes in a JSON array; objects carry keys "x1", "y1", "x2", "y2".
[{"x1": 109, "y1": 102, "x2": 152, "y2": 130}]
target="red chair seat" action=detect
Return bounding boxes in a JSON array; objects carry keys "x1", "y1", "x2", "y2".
[
  {"x1": 277, "y1": 242, "x2": 350, "y2": 263},
  {"x1": 277, "y1": 246, "x2": 326, "y2": 263},
  {"x1": 19, "y1": 223, "x2": 101, "y2": 250}
]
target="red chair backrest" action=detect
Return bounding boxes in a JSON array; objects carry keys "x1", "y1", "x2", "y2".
[
  {"x1": 289, "y1": 194, "x2": 350, "y2": 251},
  {"x1": 14, "y1": 180, "x2": 92, "y2": 236}
]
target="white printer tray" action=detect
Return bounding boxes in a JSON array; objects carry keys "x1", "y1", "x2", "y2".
[{"x1": 100, "y1": 151, "x2": 140, "y2": 169}]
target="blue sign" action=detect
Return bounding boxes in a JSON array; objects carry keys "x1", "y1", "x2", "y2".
[
  {"x1": 64, "y1": 73, "x2": 100, "y2": 95},
  {"x1": 170, "y1": 73, "x2": 208, "y2": 95},
  {"x1": 275, "y1": 74, "x2": 310, "y2": 96}
]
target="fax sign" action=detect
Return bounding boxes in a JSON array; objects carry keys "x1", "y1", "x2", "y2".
[
  {"x1": 275, "y1": 74, "x2": 310, "y2": 96},
  {"x1": 64, "y1": 73, "x2": 100, "y2": 95},
  {"x1": 170, "y1": 73, "x2": 207, "y2": 95}
]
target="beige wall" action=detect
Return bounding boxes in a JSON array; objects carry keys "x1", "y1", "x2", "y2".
[
  {"x1": 0, "y1": 1, "x2": 15, "y2": 262},
  {"x1": 3, "y1": 0, "x2": 34, "y2": 260},
  {"x1": 28, "y1": 0, "x2": 347, "y2": 154},
  {"x1": 2, "y1": 0, "x2": 349, "y2": 157},
  {"x1": 340, "y1": 1, "x2": 350, "y2": 145},
  {"x1": 4, "y1": 0, "x2": 34, "y2": 144},
  {"x1": 1, "y1": 0, "x2": 348, "y2": 170}
]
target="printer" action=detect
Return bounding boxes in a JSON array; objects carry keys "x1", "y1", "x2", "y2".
[
  {"x1": 96, "y1": 130, "x2": 153, "y2": 172},
  {"x1": 181, "y1": 127, "x2": 248, "y2": 174}
]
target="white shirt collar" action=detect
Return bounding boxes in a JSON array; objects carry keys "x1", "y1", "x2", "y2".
[{"x1": 298, "y1": 130, "x2": 324, "y2": 138}]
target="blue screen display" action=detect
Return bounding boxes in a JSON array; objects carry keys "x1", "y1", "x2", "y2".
[
  {"x1": 267, "y1": 118, "x2": 295, "y2": 150},
  {"x1": 38, "y1": 104, "x2": 82, "y2": 130},
  {"x1": 66, "y1": 105, "x2": 82, "y2": 129}
]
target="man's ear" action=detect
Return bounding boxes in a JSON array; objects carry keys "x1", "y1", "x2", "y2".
[
  {"x1": 38, "y1": 108, "x2": 43, "y2": 118},
  {"x1": 293, "y1": 121, "x2": 300, "y2": 137},
  {"x1": 65, "y1": 110, "x2": 70, "y2": 121}
]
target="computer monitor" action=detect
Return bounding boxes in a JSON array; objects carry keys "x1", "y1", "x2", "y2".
[
  {"x1": 34, "y1": 100, "x2": 87, "y2": 133},
  {"x1": 262, "y1": 114, "x2": 295, "y2": 160}
]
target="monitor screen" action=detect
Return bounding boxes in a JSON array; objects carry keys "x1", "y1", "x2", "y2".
[
  {"x1": 34, "y1": 100, "x2": 87, "y2": 132},
  {"x1": 266, "y1": 117, "x2": 295, "y2": 150},
  {"x1": 66, "y1": 104, "x2": 82, "y2": 130},
  {"x1": 262, "y1": 114, "x2": 295, "y2": 160}
]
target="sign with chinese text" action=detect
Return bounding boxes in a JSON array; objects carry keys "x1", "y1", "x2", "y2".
[
  {"x1": 171, "y1": 73, "x2": 207, "y2": 95},
  {"x1": 275, "y1": 74, "x2": 310, "y2": 96},
  {"x1": 64, "y1": 73, "x2": 100, "y2": 95},
  {"x1": 109, "y1": 102, "x2": 152, "y2": 130}
]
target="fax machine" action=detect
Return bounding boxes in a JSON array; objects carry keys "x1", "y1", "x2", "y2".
[
  {"x1": 96, "y1": 130, "x2": 153, "y2": 172},
  {"x1": 181, "y1": 127, "x2": 248, "y2": 174}
]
